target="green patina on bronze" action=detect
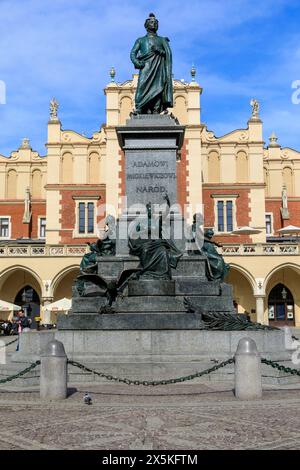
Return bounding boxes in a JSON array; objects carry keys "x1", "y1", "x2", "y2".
[
  {"x1": 202, "y1": 229, "x2": 230, "y2": 282},
  {"x1": 130, "y1": 13, "x2": 173, "y2": 114},
  {"x1": 128, "y1": 194, "x2": 182, "y2": 279},
  {"x1": 184, "y1": 298, "x2": 278, "y2": 331},
  {"x1": 79, "y1": 215, "x2": 116, "y2": 274}
]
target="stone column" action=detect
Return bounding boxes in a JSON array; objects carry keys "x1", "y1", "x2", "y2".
[
  {"x1": 255, "y1": 295, "x2": 265, "y2": 324},
  {"x1": 40, "y1": 340, "x2": 67, "y2": 400},
  {"x1": 235, "y1": 337, "x2": 262, "y2": 400}
]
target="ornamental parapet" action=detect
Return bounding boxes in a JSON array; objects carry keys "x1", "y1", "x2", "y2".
[
  {"x1": 0, "y1": 243, "x2": 298, "y2": 257},
  {"x1": 221, "y1": 243, "x2": 299, "y2": 256},
  {"x1": 0, "y1": 245, "x2": 89, "y2": 257}
]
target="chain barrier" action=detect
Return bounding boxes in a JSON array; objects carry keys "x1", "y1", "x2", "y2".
[
  {"x1": 67, "y1": 357, "x2": 235, "y2": 386},
  {"x1": 0, "y1": 361, "x2": 40, "y2": 384},
  {"x1": 0, "y1": 337, "x2": 18, "y2": 349},
  {"x1": 0, "y1": 356, "x2": 299, "y2": 388},
  {"x1": 261, "y1": 358, "x2": 300, "y2": 376},
  {"x1": 292, "y1": 335, "x2": 299, "y2": 342}
]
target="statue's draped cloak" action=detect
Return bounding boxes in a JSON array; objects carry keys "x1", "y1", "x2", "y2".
[
  {"x1": 131, "y1": 35, "x2": 173, "y2": 111},
  {"x1": 128, "y1": 215, "x2": 182, "y2": 279},
  {"x1": 202, "y1": 238, "x2": 230, "y2": 282}
]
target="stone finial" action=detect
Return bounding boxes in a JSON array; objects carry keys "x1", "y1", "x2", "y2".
[
  {"x1": 20, "y1": 138, "x2": 31, "y2": 149},
  {"x1": 269, "y1": 131, "x2": 279, "y2": 147},
  {"x1": 49, "y1": 97, "x2": 59, "y2": 121},
  {"x1": 109, "y1": 67, "x2": 116, "y2": 82},
  {"x1": 190, "y1": 64, "x2": 196, "y2": 82}
]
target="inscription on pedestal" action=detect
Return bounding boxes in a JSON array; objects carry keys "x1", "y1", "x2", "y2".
[{"x1": 126, "y1": 150, "x2": 177, "y2": 207}]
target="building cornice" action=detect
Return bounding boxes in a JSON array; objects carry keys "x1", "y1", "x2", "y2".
[
  {"x1": 45, "y1": 184, "x2": 106, "y2": 191},
  {"x1": 203, "y1": 183, "x2": 266, "y2": 189}
]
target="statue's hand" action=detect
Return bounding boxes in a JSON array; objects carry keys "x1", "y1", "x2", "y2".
[
  {"x1": 135, "y1": 60, "x2": 145, "y2": 69},
  {"x1": 151, "y1": 45, "x2": 165, "y2": 56}
]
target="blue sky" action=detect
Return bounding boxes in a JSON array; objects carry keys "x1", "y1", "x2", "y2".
[{"x1": 1, "y1": 0, "x2": 300, "y2": 156}]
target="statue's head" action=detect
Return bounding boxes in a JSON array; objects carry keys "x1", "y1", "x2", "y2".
[
  {"x1": 204, "y1": 228, "x2": 214, "y2": 239},
  {"x1": 144, "y1": 13, "x2": 158, "y2": 33}
]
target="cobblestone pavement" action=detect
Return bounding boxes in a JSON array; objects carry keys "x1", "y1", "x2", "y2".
[{"x1": 0, "y1": 383, "x2": 300, "y2": 450}]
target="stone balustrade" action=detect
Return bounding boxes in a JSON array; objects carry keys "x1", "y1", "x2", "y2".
[
  {"x1": 0, "y1": 244, "x2": 89, "y2": 257},
  {"x1": 221, "y1": 243, "x2": 299, "y2": 256},
  {"x1": 0, "y1": 243, "x2": 298, "y2": 257}
]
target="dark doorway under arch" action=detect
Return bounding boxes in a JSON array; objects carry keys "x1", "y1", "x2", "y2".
[
  {"x1": 268, "y1": 283, "x2": 295, "y2": 326},
  {"x1": 15, "y1": 285, "x2": 40, "y2": 327}
]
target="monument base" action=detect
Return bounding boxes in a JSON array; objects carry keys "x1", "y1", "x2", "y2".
[{"x1": 9, "y1": 328, "x2": 299, "y2": 386}]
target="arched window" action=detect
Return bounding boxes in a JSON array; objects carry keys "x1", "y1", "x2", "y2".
[
  {"x1": 283, "y1": 167, "x2": 293, "y2": 196},
  {"x1": 268, "y1": 283, "x2": 294, "y2": 325},
  {"x1": 236, "y1": 151, "x2": 248, "y2": 183},
  {"x1": 120, "y1": 97, "x2": 132, "y2": 124},
  {"x1": 88, "y1": 153, "x2": 100, "y2": 184},
  {"x1": 208, "y1": 151, "x2": 220, "y2": 183},
  {"x1": 173, "y1": 96, "x2": 187, "y2": 124},
  {"x1": 32, "y1": 169, "x2": 42, "y2": 198},
  {"x1": 15, "y1": 285, "x2": 40, "y2": 327},
  {"x1": 61, "y1": 153, "x2": 73, "y2": 183},
  {"x1": 7, "y1": 169, "x2": 17, "y2": 198}
]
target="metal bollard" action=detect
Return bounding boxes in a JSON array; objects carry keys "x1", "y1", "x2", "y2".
[
  {"x1": 40, "y1": 340, "x2": 67, "y2": 400},
  {"x1": 235, "y1": 337, "x2": 262, "y2": 400}
]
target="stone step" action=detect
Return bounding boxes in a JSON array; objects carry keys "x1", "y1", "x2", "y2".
[
  {"x1": 95, "y1": 255, "x2": 208, "y2": 280},
  {"x1": 128, "y1": 279, "x2": 227, "y2": 297},
  {"x1": 58, "y1": 312, "x2": 207, "y2": 330},
  {"x1": 117, "y1": 295, "x2": 235, "y2": 313}
]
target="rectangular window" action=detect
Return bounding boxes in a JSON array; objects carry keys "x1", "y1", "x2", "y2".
[
  {"x1": 265, "y1": 214, "x2": 273, "y2": 235},
  {"x1": 226, "y1": 201, "x2": 233, "y2": 232},
  {"x1": 39, "y1": 218, "x2": 46, "y2": 238},
  {"x1": 214, "y1": 197, "x2": 236, "y2": 233},
  {"x1": 87, "y1": 202, "x2": 94, "y2": 234},
  {"x1": 0, "y1": 217, "x2": 9, "y2": 238},
  {"x1": 78, "y1": 203, "x2": 86, "y2": 234},
  {"x1": 217, "y1": 201, "x2": 224, "y2": 232},
  {"x1": 77, "y1": 201, "x2": 95, "y2": 235}
]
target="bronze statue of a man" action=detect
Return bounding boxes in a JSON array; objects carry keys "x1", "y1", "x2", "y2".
[{"x1": 130, "y1": 13, "x2": 173, "y2": 114}]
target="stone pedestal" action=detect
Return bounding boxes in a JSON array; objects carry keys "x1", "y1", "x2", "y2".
[
  {"x1": 64, "y1": 255, "x2": 236, "y2": 328},
  {"x1": 116, "y1": 114, "x2": 185, "y2": 255}
]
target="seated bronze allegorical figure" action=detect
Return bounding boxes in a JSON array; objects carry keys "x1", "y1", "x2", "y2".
[
  {"x1": 128, "y1": 194, "x2": 182, "y2": 279},
  {"x1": 79, "y1": 215, "x2": 116, "y2": 274},
  {"x1": 201, "y1": 229, "x2": 230, "y2": 282}
]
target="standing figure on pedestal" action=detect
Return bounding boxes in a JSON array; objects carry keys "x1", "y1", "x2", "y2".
[{"x1": 130, "y1": 13, "x2": 173, "y2": 114}]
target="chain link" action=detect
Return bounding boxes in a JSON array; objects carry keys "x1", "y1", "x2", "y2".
[
  {"x1": 0, "y1": 356, "x2": 298, "y2": 388},
  {"x1": 67, "y1": 357, "x2": 235, "y2": 386},
  {"x1": 0, "y1": 361, "x2": 40, "y2": 384},
  {"x1": 0, "y1": 337, "x2": 18, "y2": 349},
  {"x1": 261, "y1": 358, "x2": 300, "y2": 376}
]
